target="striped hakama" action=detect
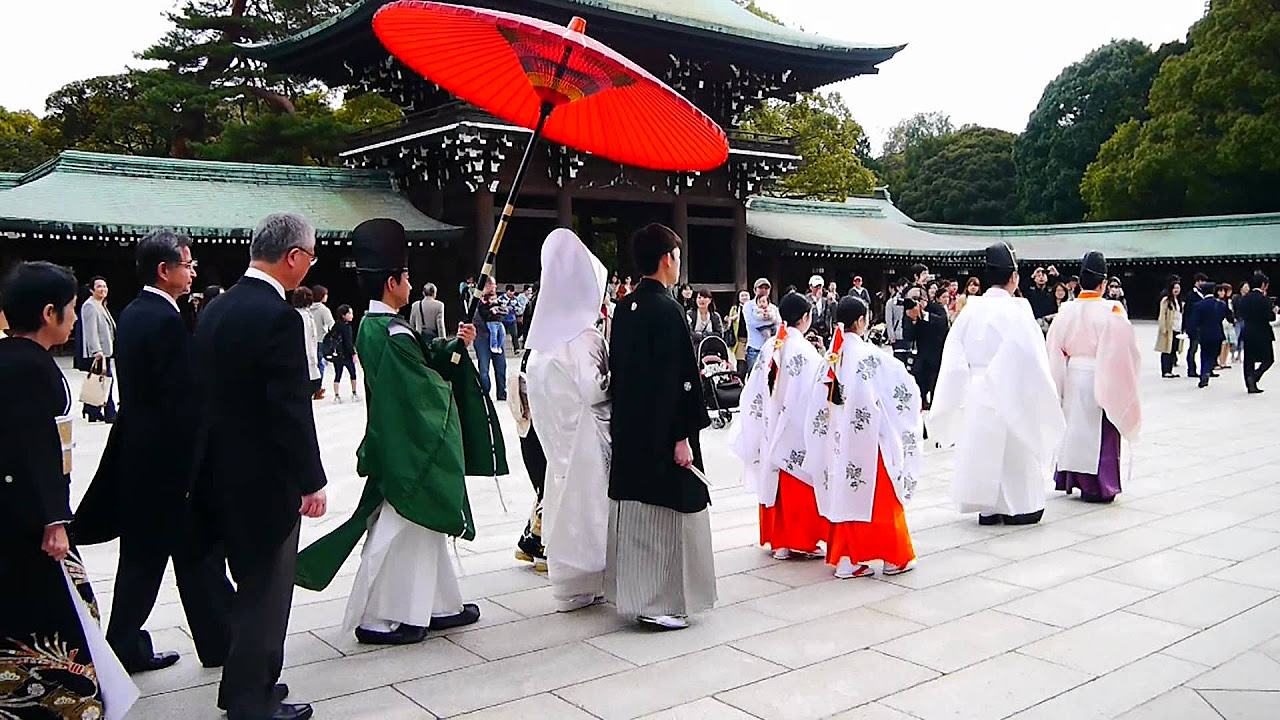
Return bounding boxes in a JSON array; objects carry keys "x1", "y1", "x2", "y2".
[{"x1": 605, "y1": 500, "x2": 717, "y2": 618}]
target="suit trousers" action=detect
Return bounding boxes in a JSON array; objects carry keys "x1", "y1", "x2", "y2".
[
  {"x1": 106, "y1": 529, "x2": 234, "y2": 668},
  {"x1": 1200, "y1": 340, "x2": 1221, "y2": 382},
  {"x1": 1245, "y1": 342, "x2": 1275, "y2": 386},
  {"x1": 217, "y1": 519, "x2": 301, "y2": 717},
  {"x1": 1160, "y1": 352, "x2": 1176, "y2": 376}
]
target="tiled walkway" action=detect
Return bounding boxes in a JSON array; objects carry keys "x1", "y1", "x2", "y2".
[{"x1": 67, "y1": 323, "x2": 1280, "y2": 719}]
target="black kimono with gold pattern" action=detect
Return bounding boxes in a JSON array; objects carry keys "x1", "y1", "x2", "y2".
[{"x1": 0, "y1": 336, "x2": 104, "y2": 719}]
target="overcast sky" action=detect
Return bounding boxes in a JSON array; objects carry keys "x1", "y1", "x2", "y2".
[{"x1": 2, "y1": 0, "x2": 1206, "y2": 152}]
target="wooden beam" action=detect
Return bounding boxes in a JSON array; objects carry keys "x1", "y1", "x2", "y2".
[
  {"x1": 674, "y1": 193, "x2": 690, "y2": 284},
  {"x1": 733, "y1": 202, "x2": 748, "y2": 293}
]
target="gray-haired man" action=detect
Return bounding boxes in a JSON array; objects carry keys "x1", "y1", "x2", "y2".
[
  {"x1": 409, "y1": 282, "x2": 447, "y2": 342},
  {"x1": 191, "y1": 212, "x2": 328, "y2": 720}
]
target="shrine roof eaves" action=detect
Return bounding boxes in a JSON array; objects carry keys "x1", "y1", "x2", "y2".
[
  {"x1": 244, "y1": 0, "x2": 904, "y2": 72},
  {"x1": 747, "y1": 196, "x2": 1280, "y2": 262},
  {"x1": 0, "y1": 151, "x2": 461, "y2": 241},
  {"x1": 0, "y1": 172, "x2": 21, "y2": 189}
]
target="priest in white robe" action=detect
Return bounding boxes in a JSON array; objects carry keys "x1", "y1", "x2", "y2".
[
  {"x1": 802, "y1": 297, "x2": 921, "y2": 578},
  {"x1": 526, "y1": 229, "x2": 613, "y2": 612},
  {"x1": 1046, "y1": 251, "x2": 1141, "y2": 503},
  {"x1": 931, "y1": 242, "x2": 1066, "y2": 525},
  {"x1": 732, "y1": 292, "x2": 830, "y2": 559}
]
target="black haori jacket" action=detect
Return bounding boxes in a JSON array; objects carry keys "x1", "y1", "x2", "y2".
[{"x1": 608, "y1": 278, "x2": 711, "y2": 513}]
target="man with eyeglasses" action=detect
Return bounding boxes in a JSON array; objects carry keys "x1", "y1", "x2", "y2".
[
  {"x1": 76, "y1": 229, "x2": 235, "y2": 677},
  {"x1": 188, "y1": 212, "x2": 329, "y2": 720}
]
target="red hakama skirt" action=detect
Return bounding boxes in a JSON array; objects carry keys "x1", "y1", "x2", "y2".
[
  {"x1": 759, "y1": 470, "x2": 830, "y2": 554},
  {"x1": 826, "y1": 454, "x2": 915, "y2": 568}
]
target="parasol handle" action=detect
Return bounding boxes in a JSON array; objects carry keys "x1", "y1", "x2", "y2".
[{"x1": 458, "y1": 38, "x2": 576, "y2": 363}]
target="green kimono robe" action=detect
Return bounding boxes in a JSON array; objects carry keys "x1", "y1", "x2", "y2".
[{"x1": 296, "y1": 313, "x2": 508, "y2": 591}]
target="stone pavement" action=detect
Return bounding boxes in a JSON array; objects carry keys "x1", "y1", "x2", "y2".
[{"x1": 64, "y1": 322, "x2": 1280, "y2": 719}]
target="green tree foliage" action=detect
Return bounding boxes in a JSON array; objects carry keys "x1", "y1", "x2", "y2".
[
  {"x1": 0, "y1": 107, "x2": 60, "y2": 172},
  {"x1": 875, "y1": 111, "x2": 956, "y2": 195},
  {"x1": 733, "y1": 0, "x2": 783, "y2": 24},
  {"x1": 1081, "y1": 0, "x2": 1280, "y2": 220},
  {"x1": 42, "y1": 71, "x2": 187, "y2": 157},
  {"x1": 1015, "y1": 39, "x2": 1186, "y2": 224},
  {"x1": 742, "y1": 91, "x2": 877, "y2": 201},
  {"x1": 895, "y1": 127, "x2": 1022, "y2": 225}
]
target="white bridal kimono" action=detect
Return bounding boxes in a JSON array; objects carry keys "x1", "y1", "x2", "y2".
[
  {"x1": 525, "y1": 229, "x2": 612, "y2": 610},
  {"x1": 731, "y1": 325, "x2": 824, "y2": 504},
  {"x1": 802, "y1": 328, "x2": 924, "y2": 522},
  {"x1": 930, "y1": 288, "x2": 1066, "y2": 516},
  {"x1": 1045, "y1": 292, "x2": 1142, "y2": 474}
]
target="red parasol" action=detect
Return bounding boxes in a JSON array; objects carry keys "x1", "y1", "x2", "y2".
[{"x1": 372, "y1": 1, "x2": 729, "y2": 317}]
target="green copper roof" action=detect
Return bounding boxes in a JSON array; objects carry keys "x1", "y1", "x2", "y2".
[
  {"x1": 0, "y1": 172, "x2": 21, "y2": 189},
  {"x1": 246, "y1": 0, "x2": 902, "y2": 67},
  {"x1": 747, "y1": 196, "x2": 1280, "y2": 262},
  {"x1": 0, "y1": 151, "x2": 460, "y2": 242}
]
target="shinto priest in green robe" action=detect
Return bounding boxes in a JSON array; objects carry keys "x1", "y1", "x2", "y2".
[{"x1": 295, "y1": 219, "x2": 507, "y2": 644}]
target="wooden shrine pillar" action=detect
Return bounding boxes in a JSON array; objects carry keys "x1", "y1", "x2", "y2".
[
  {"x1": 474, "y1": 186, "x2": 495, "y2": 271},
  {"x1": 733, "y1": 201, "x2": 748, "y2": 293},
  {"x1": 673, "y1": 194, "x2": 689, "y2": 283},
  {"x1": 556, "y1": 186, "x2": 573, "y2": 229},
  {"x1": 426, "y1": 185, "x2": 445, "y2": 220}
]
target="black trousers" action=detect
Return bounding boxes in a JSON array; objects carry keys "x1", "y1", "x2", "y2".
[
  {"x1": 1160, "y1": 352, "x2": 1176, "y2": 376},
  {"x1": 217, "y1": 520, "x2": 301, "y2": 717},
  {"x1": 1199, "y1": 339, "x2": 1222, "y2": 381},
  {"x1": 1245, "y1": 342, "x2": 1275, "y2": 385},
  {"x1": 1185, "y1": 330, "x2": 1201, "y2": 375},
  {"x1": 105, "y1": 528, "x2": 234, "y2": 668}
]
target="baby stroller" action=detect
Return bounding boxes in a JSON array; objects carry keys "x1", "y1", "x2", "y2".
[{"x1": 697, "y1": 335, "x2": 743, "y2": 429}]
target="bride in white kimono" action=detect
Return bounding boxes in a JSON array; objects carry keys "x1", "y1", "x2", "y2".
[{"x1": 525, "y1": 229, "x2": 612, "y2": 612}]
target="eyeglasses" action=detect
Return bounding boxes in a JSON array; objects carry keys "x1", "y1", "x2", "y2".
[
  {"x1": 293, "y1": 246, "x2": 318, "y2": 267},
  {"x1": 178, "y1": 260, "x2": 198, "y2": 270}
]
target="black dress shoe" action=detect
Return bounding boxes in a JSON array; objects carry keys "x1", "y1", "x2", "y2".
[
  {"x1": 219, "y1": 684, "x2": 289, "y2": 711},
  {"x1": 228, "y1": 702, "x2": 312, "y2": 720},
  {"x1": 1001, "y1": 510, "x2": 1045, "y2": 525},
  {"x1": 978, "y1": 514, "x2": 1001, "y2": 526},
  {"x1": 123, "y1": 651, "x2": 180, "y2": 673},
  {"x1": 354, "y1": 624, "x2": 427, "y2": 645},
  {"x1": 428, "y1": 603, "x2": 482, "y2": 631}
]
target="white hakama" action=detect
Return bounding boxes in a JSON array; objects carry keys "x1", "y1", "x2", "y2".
[
  {"x1": 342, "y1": 501, "x2": 463, "y2": 633},
  {"x1": 931, "y1": 288, "x2": 1066, "y2": 518}
]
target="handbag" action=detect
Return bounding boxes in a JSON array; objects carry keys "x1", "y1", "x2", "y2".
[{"x1": 80, "y1": 358, "x2": 111, "y2": 408}]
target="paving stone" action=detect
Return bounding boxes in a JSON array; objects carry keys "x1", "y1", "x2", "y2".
[
  {"x1": 1050, "y1": 507, "x2": 1164, "y2": 537},
  {"x1": 1020, "y1": 611, "x2": 1197, "y2": 676},
  {"x1": 452, "y1": 693, "x2": 599, "y2": 720},
  {"x1": 713, "y1": 572, "x2": 791, "y2": 606},
  {"x1": 963, "y1": 525, "x2": 1093, "y2": 561},
  {"x1": 1163, "y1": 597, "x2": 1280, "y2": 666},
  {"x1": 980, "y1": 549, "x2": 1119, "y2": 590},
  {"x1": 557, "y1": 646, "x2": 782, "y2": 720},
  {"x1": 744, "y1": 575, "x2": 907, "y2": 622},
  {"x1": 1177, "y1": 526, "x2": 1280, "y2": 561},
  {"x1": 449, "y1": 602, "x2": 628, "y2": 660},
  {"x1": 875, "y1": 609, "x2": 1057, "y2": 673},
  {"x1": 876, "y1": 548, "x2": 1006, "y2": 590},
  {"x1": 396, "y1": 642, "x2": 632, "y2": 717},
  {"x1": 636, "y1": 697, "x2": 760, "y2": 720},
  {"x1": 1200, "y1": 690, "x2": 1280, "y2": 719},
  {"x1": 995, "y1": 576, "x2": 1155, "y2": 628},
  {"x1": 1145, "y1": 508, "x2": 1255, "y2": 537},
  {"x1": 730, "y1": 607, "x2": 924, "y2": 669},
  {"x1": 1187, "y1": 651, "x2": 1280, "y2": 691},
  {"x1": 1128, "y1": 577, "x2": 1276, "y2": 629},
  {"x1": 279, "y1": 637, "x2": 482, "y2": 703},
  {"x1": 717, "y1": 650, "x2": 939, "y2": 720},
  {"x1": 1099, "y1": 549, "x2": 1235, "y2": 591},
  {"x1": 881, "y1": 652, "x2": 1091, "y2": 720},
  {"x1": 1008, "y1": 653, "x2": 1206, "y2": 719},
  {"x1": 587, "y1": 605, "x2": 787, "y2": 665},
  {"x1": 1073, "y1": 526, "x2": 1196, "y2": 561},
  {"x1": 1115, "y1": 687, "x2": 1224, "y2": 720},
  {"x1": 870, "y1": 576, "x2": 1032, "y2": 627},
  {"x1": 310, "y1": 687, "x2": 434, "y2": 719},
  {"x1": 1211, "y1": 547, "x2": 1280, "y2": 590},
  {"x1": 826, "y1": 704, "x2": 920, "y2": 720}
]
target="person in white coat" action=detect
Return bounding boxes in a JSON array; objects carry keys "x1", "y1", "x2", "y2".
[
  {"x1": 930, "y1": 242, "x2": 1066, "y2": 526},
  {"x1": 525, "y1": 229, "x2": 612, "y2": 612}
]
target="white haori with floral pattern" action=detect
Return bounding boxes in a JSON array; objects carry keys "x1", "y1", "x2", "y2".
[
  {"x1": 731, "y1": 328, "x2": 824, "y2": 506},
  {"x1": 801, "y1": 330, "x2": 923, "y2": 523}
]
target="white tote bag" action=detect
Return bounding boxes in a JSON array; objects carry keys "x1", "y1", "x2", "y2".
[{"x1": 79, "y1": 359, "x2": 111, "y2": 407}]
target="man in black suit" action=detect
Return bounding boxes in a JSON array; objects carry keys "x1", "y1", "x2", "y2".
[
  {"x1": 905, "y1": 293, "x2": 949, "y2": 409},
  {"x1": 191, "y1": 212, "x2": 328, "y2": 720},
  {"x1": 75, "y1": 230, "x2": 234, "y2": 673},
  {"x1": 1237, "y1": 272, "x2": 1276, "y2": 394},
  {"x1": 1183, "y1": 272, "x2": 1209, "y2": 377}
]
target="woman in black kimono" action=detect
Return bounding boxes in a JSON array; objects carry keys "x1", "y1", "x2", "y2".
[{"x1": 0, "y1": 261, "x2": 120, "y2": 719}]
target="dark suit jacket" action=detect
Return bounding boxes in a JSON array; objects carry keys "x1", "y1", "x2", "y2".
[
  {"x1": 190, "y1": 276, "x2": 327, "y2": 567},
  {"x1": 0, "y1": 337, "x2": 72, "y2": 544},
  {"x1": 912, "y1": 302, "x2": 950, "y2": 371},
  {"x1": 1193, "y1": 296, "x2": 1229, "y2": 344},
  {"x1": 1182, "y1": 287, "x2": 1206, "y2": 334},
  {"x1": 610, "y1": 278, "x2": 710, "y2": 513},
  {"x1": 75, "y1": 290, "x2": 199, "y2": 547},
  {"x1": 1237, "y1": 290, "x2": 1276, "y2": 349}
]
